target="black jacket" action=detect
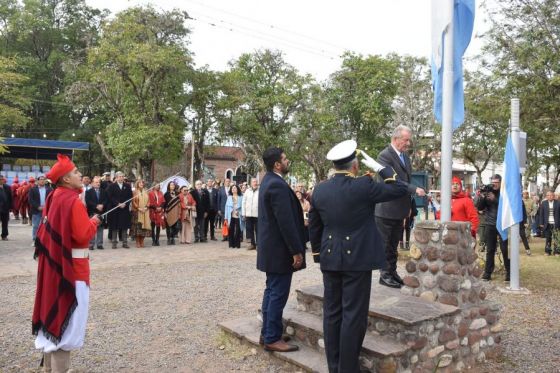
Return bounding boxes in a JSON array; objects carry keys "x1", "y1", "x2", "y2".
[
  {"x1": 191, "y1": 188, "x2": 210, "y2": 216},
  {"x1": 105, "y1": 182, "x2": 132, "y2": 229},
  {"x1": 28, "y1": 185, "x2": 53, "y2": 216},
  {"x1": 374, "y1": 145, "x2": 418, "y2": 220},
  {"x1": 0, "y1": 184, "x2": 12, "y2": 214},
  {"x1": 218, "y1": 186, "x2": 228, "y2": 214},
  {"x1": 309, "y1": 173, "x2": 409, "y2": 271},
  {"x1": 207, "y1": 187, "x2": 219, "y2": 212},
  {"x1": 476, "y1": 189, "x2": 500, "y2": 226},
  {"x1": 538, "y1": 199, "x2": 560, "y2": 228},
  {"x1": 85, "y1": 187, "x2": 108, "y2": 217},
  {"x1": 257, "y1": 172, "x2": 306, "y2": 274}
]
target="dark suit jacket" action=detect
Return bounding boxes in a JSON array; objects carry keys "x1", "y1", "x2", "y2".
[
  {"x1": 106, "y1": 182, "x2": 132, "y2": 229},
  {"x1": 0, "y1": 184, "x2": 12, "y2": 214},
  {"x1": 374, "y1": 145, "x2": 417, "y2": 220},
  {"x1": 191, "y1": 188, "x2": 210, "y2": 216},
  {"x1": 257, "y1": 172, "x2": 306, "y2": 274},
  {"x1": 309, "y1": 173, "x2": 409, "y2": 271},
  {"x1": 218, "y1": 186, "x2": 228, "y2": 214},
  {"x1": 28, "y1": 185, "x2": 53, "y2": 216},
  {"x1": 207, "y1": 187, "x2": 219, "y2": 212},
  {"x1": 538, "y1": 200, "x2": 560, "y2": 228},
  {"x1": 85, "y1": 187, "x2": 108, "y2": 217}
]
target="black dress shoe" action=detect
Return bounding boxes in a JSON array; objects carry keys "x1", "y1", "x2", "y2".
[
  {"x1": 392, "y1": 272, "x2": 404, "y2": 285},
  {"x1": 89, "y1": 246, "x2": 94, "y2": 251},
  {"x1": 122, "y1": 243, "x2": 130, "y2": 249},
  {"x1": 97, "y1": 246, "x2": 104, "y2": 250},
  {"x1": 379, "y1": 276, "x2": 402, "y2": 289},
  {"x1": 211, "y1": 237, "x2": 217, "y2": 241},
  {"x1": 481, "y1": 273, "x2": 491, "y2": 281}
]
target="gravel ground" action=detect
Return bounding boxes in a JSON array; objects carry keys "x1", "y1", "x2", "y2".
[{"x1": 1, "y1": 221, "x2": 559, "y2": 372}]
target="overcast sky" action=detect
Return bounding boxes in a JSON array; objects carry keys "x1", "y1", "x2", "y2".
[{"x1": 86, "y1": 0, "x2": 488, "y2": 81}]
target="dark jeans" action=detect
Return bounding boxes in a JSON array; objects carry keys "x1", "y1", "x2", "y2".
[
  {"x1": 194, "y1": 215, "x2": 205, "y2": 241},
  {"x1": 484, "y1": 224, "x2": 510, "y2": 277},
  {"x1": 151, "y1": 222, "x2": 161, "y2": 243},
  {"x1": 375, "y1": 217, "x2": 403, "y2": 275},
  {"x1": 323, "y1": 270, "x2": 372, "y2": 373},
  {"x1": 228, "y1": 217, "x2": 242, "y2": 248},
  {"x1": 245, "y1": 217, "x2": 258, "y2": 246},
  {"x1": 166, "y1": 222, "x2": 179, "y2": 240},
  {"x1": 520, "y1": 222, "x2": 530, "y2": 251},
  {"x1": 204, "y1": 210, "x2": 217, "y2": 239},
  {"x1": 261, "y1": 272, "x2": 293, "y2": 344},
  {"x1": 0, "y1": 212, "x2": 8, "y2": 238},
  {"x1": 543, "y1": 224, "x2": 559, "y2": 253}
]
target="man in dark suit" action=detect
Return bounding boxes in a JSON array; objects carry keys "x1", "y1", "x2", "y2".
[
  {"x1": 257, "y1": 147, "x2": 306, "y2": 353},
  {"x1": 28, "y1": 175, "x2": 53, "y2": 242},
  {"x1": 192, "y1": 180, "x2": 209, "y2": 242},
  {"x1": 85, "y1": 176, "x2": 107, "y2": 250},
  {"x1": 538, "y1": 190, "x2": 560, "y2": 255},
  {"x1": 0, "y1": 175, "x2": 12, "y2": 240},
  {"x1": 106, "y1": 171, "x2": 132, "y2": 249},
  {"x1": 309, "y1": 140, "x2": 410, "y2": 373},
  {"x1": 217, "y1": 178, "x2": 231, "y2": 241},
  {"x1": 204, "y1": 179, "x2": 219, "y2": 241},
  {"x1": 375, "y1": 125, "x2": 425, "y2": 288}
]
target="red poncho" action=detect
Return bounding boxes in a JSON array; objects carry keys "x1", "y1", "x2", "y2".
[
  {"x1": 148, "y1": 190, "x2": 166, "y2": 227},
  {"x1": 32, "y1": 187, "x2": 95, "y2": 343}
]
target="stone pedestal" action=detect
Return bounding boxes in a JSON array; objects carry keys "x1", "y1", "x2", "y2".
[{"x1": 402, "y1": 221, "x2": 503, "y2": 372}]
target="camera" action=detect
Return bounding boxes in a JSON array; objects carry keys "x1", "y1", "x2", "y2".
[{"x1": 479, "y1": 184, "x2": 494, "y2": 194}]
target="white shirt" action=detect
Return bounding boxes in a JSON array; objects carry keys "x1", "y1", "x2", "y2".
[{"x1": 549, "y1": 201, "x2": 555, "y2": 224}]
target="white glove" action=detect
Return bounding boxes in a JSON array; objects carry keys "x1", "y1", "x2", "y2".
[{"x1": 360, "y1": 150, "x2": 384, "y2": 172}]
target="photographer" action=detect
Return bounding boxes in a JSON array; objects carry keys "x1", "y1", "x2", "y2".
[{"x1": 476, "y1": 174, "x2": 510, "y2": 282}]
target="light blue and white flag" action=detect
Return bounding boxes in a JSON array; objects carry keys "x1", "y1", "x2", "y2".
[
  {"x1": 431, "y1": 0, "x2": 475, "y2": 130},
  {"x1": 496, "y1": 134, "x2": 523, "y2": 240}
]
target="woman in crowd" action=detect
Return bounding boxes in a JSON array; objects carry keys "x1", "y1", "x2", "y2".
[
  {"x1": 296, "y1": 190, "x2": 310, "y2": 243},
  {"x1": 225, "y1": 184, "x2": 244, "y2": 248},
  {"x1": 179, "y1": 186, "x2": 196, "y2": 244},
  {"x1": 164, "y1": 181, "x2": 181, "y2": 245},
  {"x1": 131, "y1": 179, "x2": 151, "y2": 248},
  {"x1": 148, "y1": 183, "x2": 165, "y2": 246},
  {"x1": 437, "y1": 177, "x2": 479, "y2": 237}
]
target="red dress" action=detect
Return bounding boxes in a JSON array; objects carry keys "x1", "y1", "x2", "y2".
[{"x1": 148, "y1": 190, "x2": 165, "y2": 227}]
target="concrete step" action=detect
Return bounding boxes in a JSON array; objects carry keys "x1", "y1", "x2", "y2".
[
  {"x1": 296, "y1": 283, "x2": 460, "y2": 327},
  {"x1": 283, "y1": 305, "x2": 408, "y2": 359},
  {"x1": 219, "y1": 316, "x2": 329, "y2": 373}
]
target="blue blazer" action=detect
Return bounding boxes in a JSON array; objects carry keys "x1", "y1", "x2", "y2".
[
  {"x1": 257, "y1": 172, "x2": 306, "y2": 274},
  {"x1": 225, "y1": 195, "x2": 245, "y2": 231},
  {"x1": 309, "y1": 173, "x2": 409, "y2": 271}
]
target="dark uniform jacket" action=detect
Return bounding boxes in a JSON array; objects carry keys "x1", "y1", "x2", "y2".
[
  {"x1": 309, "y1": 173, "x2": 409, "y2": 271},
  {"x1": 28, "y1": 185, "x2": 53, "y2": 216},
  {"x1": 106, "y1": 182, "x2": 132, "y2": 229},
  {"x1": 374, "y1": 145, "x2": 417, "y2": 220},
  {"x1": 85, "y1": 187, "x2": 108, "y2": 217},
  {"x1": 257, "y1": 172, "x2": 306, "y2": 274}
]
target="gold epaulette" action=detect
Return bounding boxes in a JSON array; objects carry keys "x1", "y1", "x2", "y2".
[{"x1": 332, "y1": 170, "x2": 356, "y2": 178}]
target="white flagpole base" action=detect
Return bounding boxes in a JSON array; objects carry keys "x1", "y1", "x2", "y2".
[{"x1": 497, "y1": 287, "x2": 531, "y2": 295}]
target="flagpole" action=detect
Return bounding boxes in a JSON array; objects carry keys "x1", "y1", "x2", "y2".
[
  {"x1": 440, "y1": 0, "x2": 454, "y2": 222},
  {"x1": 509, "y1": 98, "x2": 521, "y2": 290}
]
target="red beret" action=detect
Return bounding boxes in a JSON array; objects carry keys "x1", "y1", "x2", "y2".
[{"x1": 46, "y1": 154, "x2": 76, "y2": 184}]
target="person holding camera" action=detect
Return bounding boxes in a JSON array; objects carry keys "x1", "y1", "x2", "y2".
[{"x1": 476, "y1": 174, "x2": 510, "y2": 282}]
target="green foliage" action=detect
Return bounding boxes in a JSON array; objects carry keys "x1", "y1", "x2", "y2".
[
  {"x1": 327, "y1": 52, "x2": 401, "y2": 154},
  {"x1": 68, "y1": 6, "x2": 193, "y2": 179},
  {"x1": 220, "y1": 49, "x2": 312, "y2": 173},
  {"x1": 0, "y1": 55, "x2": 30, "y2": 129}
]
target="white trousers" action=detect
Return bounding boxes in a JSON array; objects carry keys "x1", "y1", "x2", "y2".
[{"x1": 35, "y1": 281, "x2": 89, "y2": 353}]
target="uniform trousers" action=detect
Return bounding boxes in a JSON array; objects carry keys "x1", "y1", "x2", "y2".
[
  {"x1": 375, "y1": 217, "x2": 403, "y2": 276},
  {"x1": 322, "y1": 270, "x2": 372, "y2": 373}
]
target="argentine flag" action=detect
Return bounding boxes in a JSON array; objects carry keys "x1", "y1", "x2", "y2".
[
  {"x1": 496, "y1": 134, "x2": 523, "y2": 240},
  {"x1": 431, "y1": 0, "x2": 475, "y2": 130}
]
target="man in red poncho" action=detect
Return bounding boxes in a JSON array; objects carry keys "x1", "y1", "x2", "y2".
[
  {"x1": 10, "y1": 177, "x2": 20, "y2": 220},
  {"x1": 19, "y1": 177, "x2": 35, "y2": 225},
  {"x1": 32, "y1": 154, "x2": 100, "y2": 373},
  {"x1": 436, "y1": 176, "x2": 479, "y2": 237}
]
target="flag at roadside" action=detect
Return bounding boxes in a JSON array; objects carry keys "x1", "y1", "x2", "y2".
[
  {"x1": 431, "y1": 0, "x2": 475, "y2": 130},
  {"x1": 497, "y1": 134, "x2": 523, "y2": 240}
]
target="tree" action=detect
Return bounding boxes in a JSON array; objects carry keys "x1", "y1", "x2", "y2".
[
  {"x1": 185, "y1": 67, "x2": 223, "y2": 180},
  {"x1": 481, "y1": 0, "x2": 560, "y2": 189},
  {"x1": 67, "y1": 6, "x2": 193, "y2": 180},
  {"x1": 454, "y1": 72, "x2": 509, "y2": 184},
  {"x1": 220, "y1": 49, "x2": 312, "y2": 174},
  {"x1": 326, "y1": 52, "x2": 401, "y2": 154}
]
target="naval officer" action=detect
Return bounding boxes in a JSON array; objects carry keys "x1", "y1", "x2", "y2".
[{"x1": 308, "y1": 140, "x2": 410, "y2": 373}]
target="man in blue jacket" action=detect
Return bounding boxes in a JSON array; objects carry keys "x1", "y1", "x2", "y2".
[
  {"x1": 309, "y1": 140, "x2": 410, "y2": 373},
  {"x1": 257, "y1": 147, "x2": 306, "y2": 353}
]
